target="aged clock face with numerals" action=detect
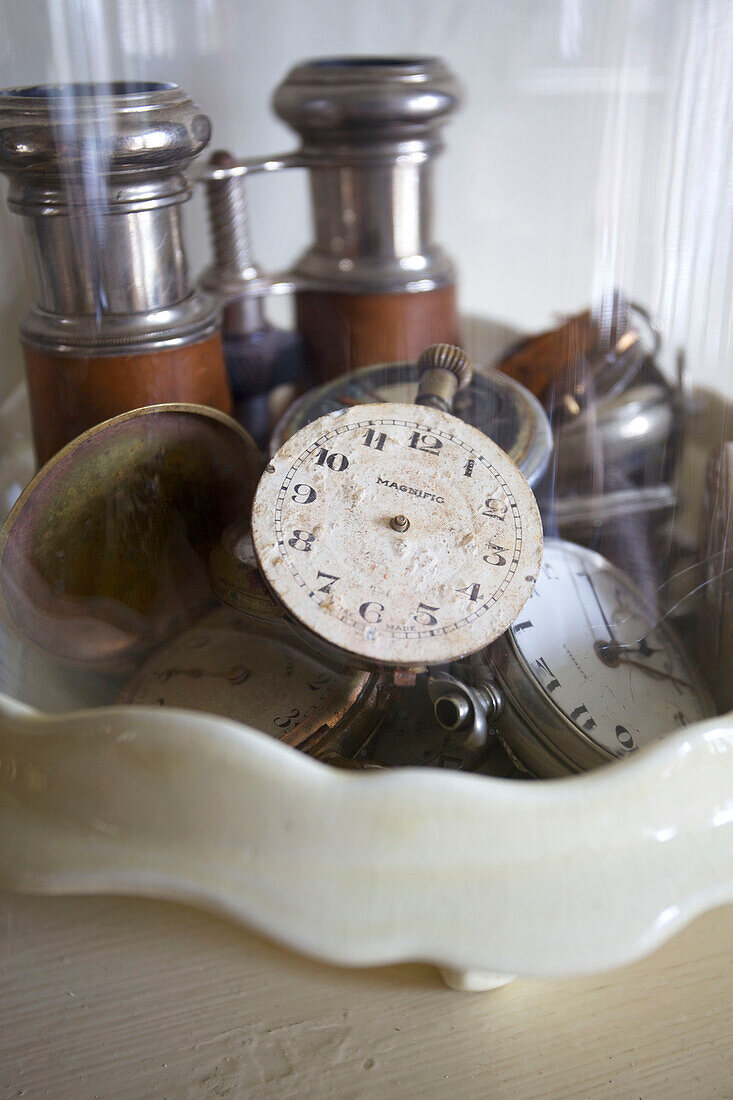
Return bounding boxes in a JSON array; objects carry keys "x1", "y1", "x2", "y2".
[
  {"x1": 271, "y1": 361, "x2": 553, "y2": 488},
  {"x1": 252, "y1": 403, "x2": 543, "y2": 669},
  {"x1": 123, "y1": 605, "x2": 373, "y2": 747},
  {"x1": 503, "y1": 539, "x2": 713, "y2": 762}
]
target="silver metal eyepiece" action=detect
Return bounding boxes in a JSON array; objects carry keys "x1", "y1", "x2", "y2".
[{"x1": 0, "y1": 81, "x2": 218, "y2": 354}]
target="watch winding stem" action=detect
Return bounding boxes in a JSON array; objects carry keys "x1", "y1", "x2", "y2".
[{"x1": 414, "y1": 343, "x2": 473, "y2": 412}]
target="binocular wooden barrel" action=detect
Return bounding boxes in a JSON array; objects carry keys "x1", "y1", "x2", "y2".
[
  {"x1": 23, "y1": 336, "x2": 231, "y2": 467},
  {"x1": 295, "y1": 285, "x2": 459, "y2": 383}
]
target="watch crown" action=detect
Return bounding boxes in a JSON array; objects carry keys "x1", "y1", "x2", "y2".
[
  {"x1": 415, "y1": 343, "x2": 473, "y2": 412},
  {"x1": 417, "y1": 343, "x2": 473, "y2": 388}
]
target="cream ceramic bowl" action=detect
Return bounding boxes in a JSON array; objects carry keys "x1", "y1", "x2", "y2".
[{"x1": 1, "y1": 319, "x2": 732, "y2": 991}]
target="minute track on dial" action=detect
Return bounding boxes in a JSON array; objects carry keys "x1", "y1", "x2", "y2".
[
  {"x1": 274, "y1": 416, "x2": 523, "y2": 637},
  {"x1": 252, "y1": 400, "x2": 543, "y2": 670}
]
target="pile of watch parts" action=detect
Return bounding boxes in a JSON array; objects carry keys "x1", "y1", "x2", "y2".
[
  {"x1": 1, "y1": 67, "x2": 727, "y2": 783},
  {"x1": 0, "y1": 297, "x2": 726, "y2": 781}
]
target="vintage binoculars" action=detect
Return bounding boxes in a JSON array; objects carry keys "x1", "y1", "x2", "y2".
[{"x1": 0, "y1": 57, "x2": 461, "y2": 463}]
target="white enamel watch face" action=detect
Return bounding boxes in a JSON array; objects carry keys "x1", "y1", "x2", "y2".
[
  {"x1": 498, "y1": 539, "x2": 714, "y2": 767},
  {"x1": 252, "y1": 403, "x2": 543, "y2": 670},
  {"x1": 123, "y1": 606, "x2": 373, "y2": 748}
]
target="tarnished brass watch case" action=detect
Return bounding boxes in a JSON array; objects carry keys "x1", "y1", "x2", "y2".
[
  {"x1": 208, "y1": 519, "x2": 283, "y2": 623},
  {"x1": 0, "y1": 403, "x2": 262, "y2": 669}
]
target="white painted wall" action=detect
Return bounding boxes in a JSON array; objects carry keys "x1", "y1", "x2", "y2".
[{"x1": 0, "y1": 0, "x2": 731, "y2": 402}]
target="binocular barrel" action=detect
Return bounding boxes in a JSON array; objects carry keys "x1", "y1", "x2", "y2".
[
  {"x1": 0, "y1": 81, "x2": 230, "y2": 464},
  {"x1": 0, "y1": 59, "x2": 463, "y2": 461},
  {"x1": 202, "y1": 56, "x2": 462, "y2": 383}
]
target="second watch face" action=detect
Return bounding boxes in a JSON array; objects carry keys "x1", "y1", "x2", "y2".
[
  {"x1": 505, "y1": 540, "x2": 713, "y2": 759},
  {"x1": 252, "y1": 403, "x2": 543, "y2": 669},
  {"x1": 123, "y1": 605, "x2": 372, "y2": 747},
  {"x1": 272, "y1": 361, "x2": 553, "y2": 488}
]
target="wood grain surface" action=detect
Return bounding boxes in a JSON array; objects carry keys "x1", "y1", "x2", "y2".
[{"x1": 0, "y1": 889, "x2": 731, "y2": 1099}]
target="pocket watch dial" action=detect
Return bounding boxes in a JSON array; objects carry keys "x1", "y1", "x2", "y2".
[
  {"x1": 123, "y1": 606, "x2": 372, "y2": 748},
  {"x1": 505, "y1": 539, "x2": 713, "y2": 759},
  {"x1": 252, "y1": 403, "x2": 543, "y2": 669}
]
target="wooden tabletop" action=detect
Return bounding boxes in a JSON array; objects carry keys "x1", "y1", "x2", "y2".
[{"x1": 1, "y1": 889, "x2": 731, "y2": 1098}]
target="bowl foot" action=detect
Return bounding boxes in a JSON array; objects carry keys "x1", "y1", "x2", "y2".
[{"x1": 439, "y1": 966, "x2": 516, "y2": 992}]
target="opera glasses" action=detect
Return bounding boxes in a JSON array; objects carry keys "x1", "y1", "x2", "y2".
[
  {"x1": 0, "y1": 81, "x2": 231, "y2": 465},
  {"x1": 0, "y1": 58, "x2": 462, "y2": 462},
  {"x1": 199, "y1": 55, "x2": 462, "y2": 440}
]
